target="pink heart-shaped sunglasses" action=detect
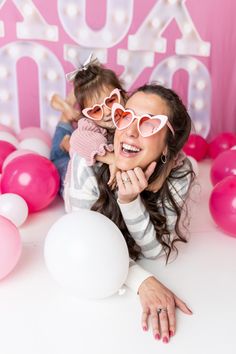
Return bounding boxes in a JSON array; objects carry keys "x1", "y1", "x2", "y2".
[
  {"x1": 111, "y1": 103, "x2": 175, "y2": 137},
  {"x1": 82, "y1": 88, "x2": 121, "y2": 121}
]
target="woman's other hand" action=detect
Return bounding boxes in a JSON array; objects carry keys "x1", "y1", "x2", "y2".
[{"x1": 138, "y1": 276, "x2": 192, "y2": 343}]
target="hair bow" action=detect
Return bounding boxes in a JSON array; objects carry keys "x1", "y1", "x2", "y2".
[{"x1": 65, "y1": 53, "x2": 100, "y2": 82}]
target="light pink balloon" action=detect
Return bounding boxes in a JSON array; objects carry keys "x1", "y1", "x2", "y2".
[
  {"x1": 0, "y1": 215, "x2": 22, "y2": 280},
  {"x1": 2, "y1": 149, "x2": 38, "y2": 171},
  {"x1": 0, "y1": 123, "x2": 17, "y2": 137},
  {"x1": 18, "y1": 127, "x2": 52, "y2": 148}
]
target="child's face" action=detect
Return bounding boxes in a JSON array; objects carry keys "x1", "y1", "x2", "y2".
[{"x1": 83, "y1": 86, "x2": 124, "y2": 131}]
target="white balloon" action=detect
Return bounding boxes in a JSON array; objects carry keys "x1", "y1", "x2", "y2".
[
  {"x1": 0, "y1": 193, "x2": 28, "y2": 227},
  {"x1": 19, "y1": 138, "x2": 50, "y2": 158},
  {"x1": 187, "y1": 155, "x2": 199, "y2": 176},
  {"x1": 44, "y1": 210, "x2": 129, "y2": 299},
  {"x1": 0, "y1": 131, "x2": 19, "y2": 148}
]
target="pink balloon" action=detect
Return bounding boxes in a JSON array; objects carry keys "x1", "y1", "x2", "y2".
[
  {"x1": 210, "y1": 149, "x2": 236, "y2": 185},
  {"x1": 209, "y1": 176, "x2": 236, "y2": 237},
  {"x1": 1, "y1": 154, "x2": 60, "y2": 213},
  {"x1": 0, "y1": 141, "x2": 16, "y2": 173},
  {"x1": 2, "y1": 149, "x2": 38, "y2": 170},
  {"x1": 183, "y1": 134, "x2": 208, "y2": 161},
  {"x1": 18, "y1": 127, "x2": 52, "y2": 148},
  {"x1": 208, "y1": 132, "x2": 236, "y2": 159},
  {"x1": 0, "y1": 123, "x2": 17, "y2": 137},
  {"x1": 0, "y1": 215, "x2": 22, "y2": 280}
]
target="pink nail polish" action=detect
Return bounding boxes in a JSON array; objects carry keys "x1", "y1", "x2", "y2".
[
  {"x1": 143, "y1": 326, "x2": 147, "y2": 331},
  {"x1": 163, "y1": 336, "x2": 169, "y2": 343},
  {"x1": 155, "y1": 334, "x2": 161, "y2": 340},
  {"x1": 169, "y1": 330, "x2": 174, "y2": 337}
]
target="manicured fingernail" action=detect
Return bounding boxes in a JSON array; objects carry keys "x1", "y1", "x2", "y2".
[
  {"x1": 143, "y1": 326, "x2": 147, "y2": 331},
  {"x1": 155, "y1": 334, "x2": 161, "y2": 340},
  {"x1": 163, "y1": 336, "x2": 169, "y2": 343},
  {"x1": 169, "y1": 330, "x2": 174, "y2": 337}
]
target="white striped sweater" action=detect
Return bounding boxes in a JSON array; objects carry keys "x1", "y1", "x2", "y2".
[{"x1": 64, "y1": 153, "x2": 192, "y2": 293}]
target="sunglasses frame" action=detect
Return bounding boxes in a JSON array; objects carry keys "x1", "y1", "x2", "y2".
[
  {"x1": 112, "y1": 103, "x2": 175, "y2": 137},
  {"x1": 82, "y1": 88, "x2": 121, "y2": 121}
]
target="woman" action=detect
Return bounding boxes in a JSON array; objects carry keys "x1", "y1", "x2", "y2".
[{"x1": 64, "y1": 84, "x2": 195, "y2": 343}]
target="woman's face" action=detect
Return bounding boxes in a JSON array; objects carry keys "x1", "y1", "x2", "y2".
[{"x1": 114, "y1": 91, "x2": 170, "y2": 171}]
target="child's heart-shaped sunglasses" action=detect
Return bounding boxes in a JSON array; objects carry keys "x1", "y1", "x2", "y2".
[
  {"x1": 111, "y1": 103, "x2": 175, "y2": 137},
  {"x1": 82, "y1": 88, "x2": 121, "y2": 121}
]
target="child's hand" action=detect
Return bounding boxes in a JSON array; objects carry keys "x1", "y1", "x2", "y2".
[
  {"x1": 116, "y1": 162, "x2": 156, "y2": 204},
  {"x1": 108, "y1": 163, "x2": 119, "y2": 190},
  {"x1": 59, "y1": 135, "x2": 71, "y2": 152}
]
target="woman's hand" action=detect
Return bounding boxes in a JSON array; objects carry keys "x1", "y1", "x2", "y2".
[
  {"x1": 116, "y1": 162, "x2": 156, "y2": 204},
  {"x1": 138, "y1": 276, "x2": 192, "y2": 343}
]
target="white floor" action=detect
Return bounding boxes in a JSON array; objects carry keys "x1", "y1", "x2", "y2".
[{"x1": 0, "y1": 160, "x2": 236, "y2": 354}]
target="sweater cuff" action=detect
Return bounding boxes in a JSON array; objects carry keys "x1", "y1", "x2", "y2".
[
  {"x1": 117, "y1": 195, "x2": 145, "y2": 216},
  {"x1": 125, "y1": 263, "x2": 153, "y2": 294},
  {"x1": 87, "y1": 143, "x2": 114, "y2": 166}
]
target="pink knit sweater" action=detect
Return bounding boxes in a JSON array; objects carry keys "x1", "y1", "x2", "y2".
[{"x1": 69, "y1": 118, "x2": 114, "y2": 165}]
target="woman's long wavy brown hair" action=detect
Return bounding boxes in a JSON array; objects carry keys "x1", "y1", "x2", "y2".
[{"x1": 91, "y1": 84, "x2": 195, "y2": 262}]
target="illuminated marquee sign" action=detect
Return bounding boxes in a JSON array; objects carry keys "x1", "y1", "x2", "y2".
[{"x1": 0, "y1": 0, "x2": 211, "y2": 136}]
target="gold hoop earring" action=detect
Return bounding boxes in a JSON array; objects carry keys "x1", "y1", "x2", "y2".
[{"x1": 161, "y1": 154, "x2": 167, "y2": 164}]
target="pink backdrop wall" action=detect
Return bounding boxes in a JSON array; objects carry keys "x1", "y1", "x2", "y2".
[{"x1": 0, "y1": 0, "x2": 235, "y2": 140}]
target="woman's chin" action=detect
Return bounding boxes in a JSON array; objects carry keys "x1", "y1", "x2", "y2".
[{"x1": 116, "y1": 160, "x2": 134, "y2": 172}]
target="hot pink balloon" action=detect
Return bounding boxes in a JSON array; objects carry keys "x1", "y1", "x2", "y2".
[
  {"x1": 183, "y1": 134, "x2": 208, "y2": 161},
  {"x1": 208, "y1": 132, "x2": 236, "y2": 159},
  {"x1": 1, "y1": 154, "x2": 60, "y2": 213},
  {"x1": 0, "y1": 123, "x2": 17, "y2": 137},
  {"x1": 0, "y1": 141, "x2": 16, "y2": 173},
  {"x1": 2, "y1": 149, "x2": 38, "y2": 170},
  {"x1": 0, "y1": 215, "x2": 22, "y2": 280},
  {"x1": 209, "y1": 176, "x2": 236, "y2": 237},
  {"x1": 18, "y1": 127, "x2": 52, "y2": 148},
  {"x1": 210, "y1": 149, "x2": 236, "y2": 185}
]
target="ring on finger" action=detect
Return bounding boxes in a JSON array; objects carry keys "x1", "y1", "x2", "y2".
[
  {"x1": 122, "y1": 177, "x2": 131, "y2": 183},
  {"x1": 157, "y1": 307, "x2": 167, "y2": 314}
]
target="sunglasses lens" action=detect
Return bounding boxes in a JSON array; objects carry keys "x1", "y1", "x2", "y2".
[
  {"x1": 113, "y1": 109, "x2": 133, "y2": 129},
  {"x1": 105, "y1": 93, "x2": 120, "y2": 108},
  {"x1": 87, "y1": 105, "x2": 103, "y2": 120},
  {"x1": 139, "y1": 116, "x2": 162, "y2": 137}
]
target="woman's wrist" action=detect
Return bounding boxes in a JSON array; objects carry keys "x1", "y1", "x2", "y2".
[
  {"x1": 138, "y1": 276, "x2": 158, "y2": 293},
  {"x1": 117, "y1": 195, "x2": 138, "y2": 204}
]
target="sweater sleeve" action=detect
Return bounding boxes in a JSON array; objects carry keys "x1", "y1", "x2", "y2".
[
  {"x1": 69, "y1": 118, "x2": 113, "y2": 166},
  {"x1": 117, "y1": 159, "x2": 193, "y2": 258},
  {"x1": 117, "y1": 196, "x2": 163, "y2": 259},
  {"x1": 64, "y1": 153, "x2": 99, "y2": 212},
  {"x1": 125, "y1": 259, "x2": 153, "y2": 294}
]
